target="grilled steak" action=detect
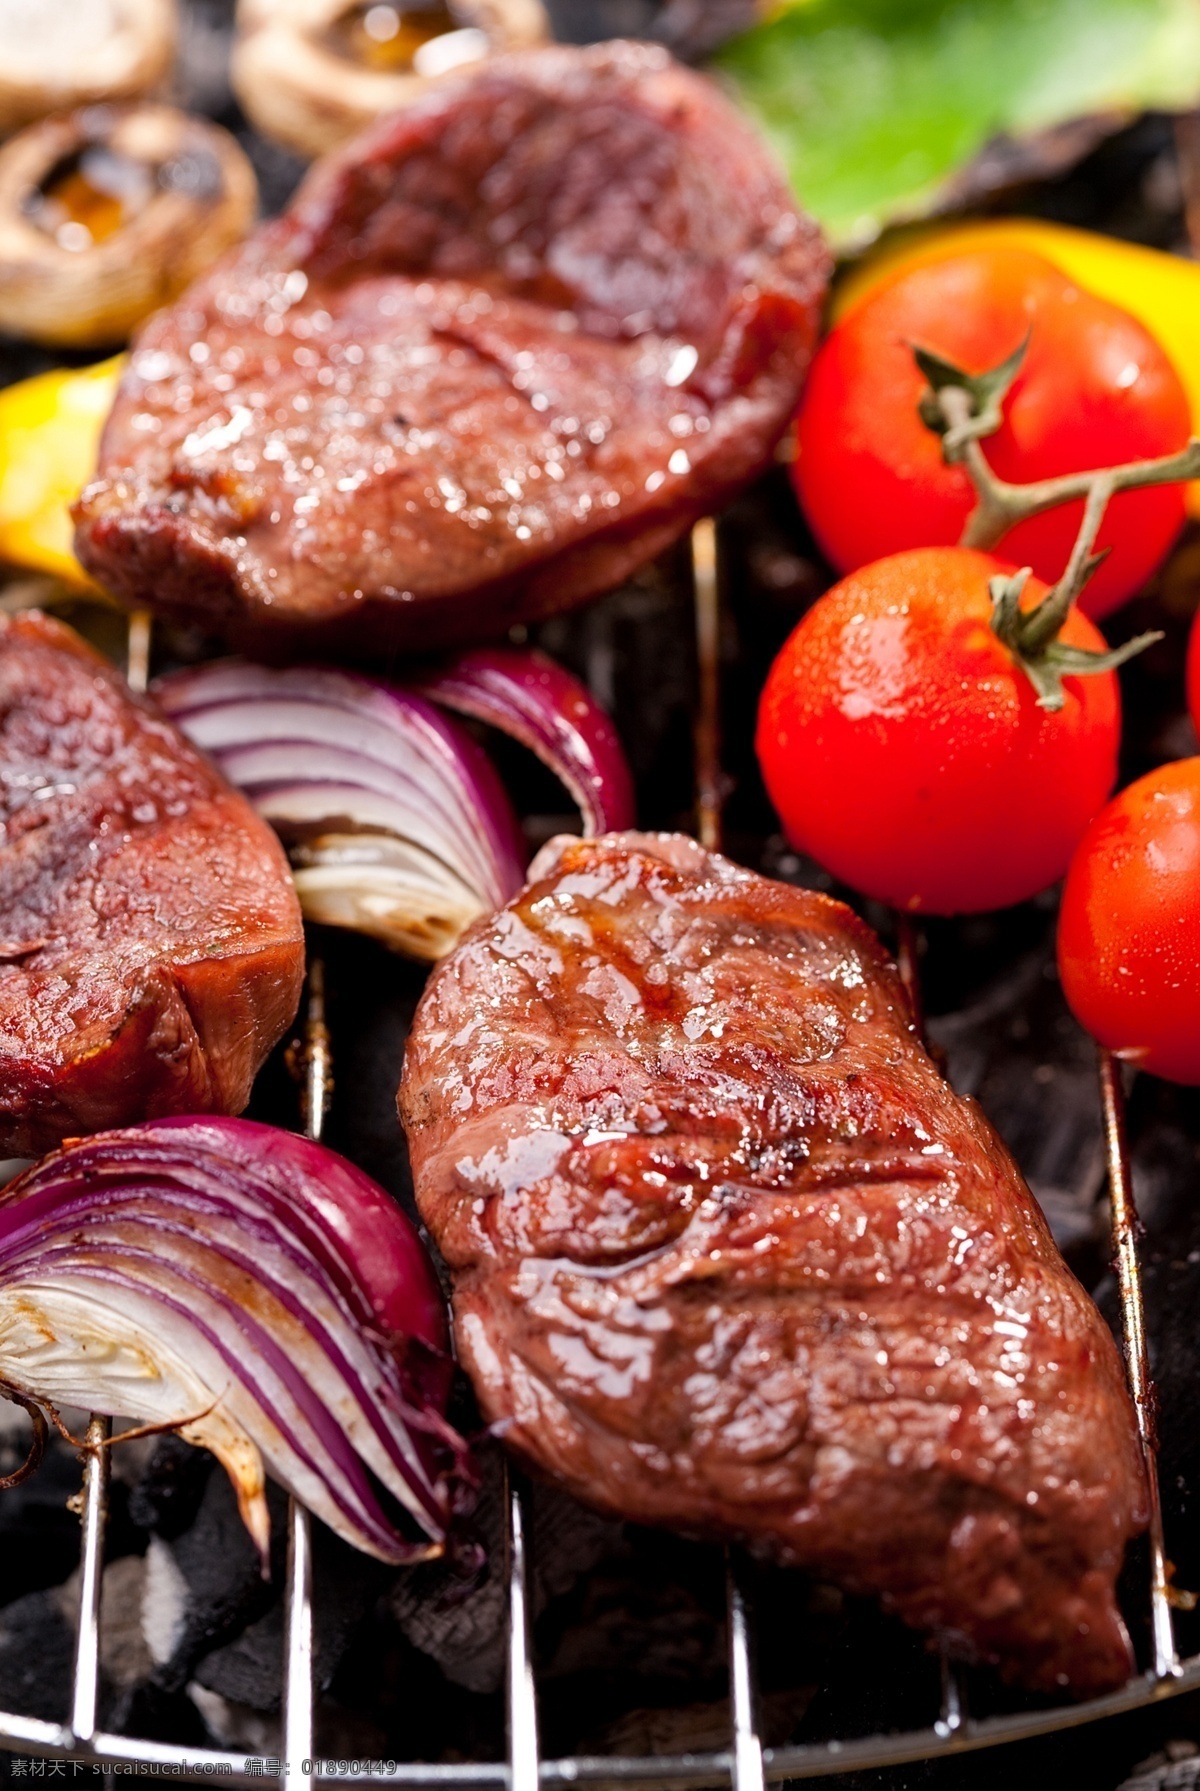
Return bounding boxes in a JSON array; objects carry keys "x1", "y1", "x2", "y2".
[
  {"x1": 401, "y1": 832, "x2": 1146, "y2": 1695},
  {"x1": 0, "y1": 611, "x2": 304, "y2": 1156},
  {"x1": 73, "y1": 42, "x2": 828, "y2": 659}
]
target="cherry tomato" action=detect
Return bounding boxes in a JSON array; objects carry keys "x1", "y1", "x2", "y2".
[
  {"x1": 756, "y1": 546, "x2": 1121, "y2": 915},
  {"x1": 793, "y1": 248, "x2": 1191, "y2": 620},
  {"x1": 1058, "y1": 759, "x2": 1200, "y2": 1083}
]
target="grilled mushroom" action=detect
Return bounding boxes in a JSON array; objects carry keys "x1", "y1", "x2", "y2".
[
  {"x1": 231, "y1": 0, "x2": 549, "y2": 160},
  {"x1": 0, "y1": 0, "x2": 177, "y2": 137},
  {"x1": 0, "y1": 104, "x2": 258, "y2": 348}
]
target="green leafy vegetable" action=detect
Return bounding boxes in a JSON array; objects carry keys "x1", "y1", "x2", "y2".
[{"x1": 714, "y1": 0, "x2": 1200, "y2": 248}]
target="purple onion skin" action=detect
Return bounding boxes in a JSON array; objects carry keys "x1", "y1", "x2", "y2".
[
  {"x1": 419, "y1": 648, "x2": 636, "y2": 837},
  {"x1": 0, "y1": 1119, "x2": 467, "y2": 1556},
  {"x1": 155, "y1": 647, "x2": 636, "y2": 856},
  {"x1": 6, "y1": 1118, "x2": 446, "y2": 1355},
  {"x1": 154, "y1": 662, "x2": 526, "y2": 907},
  {"x1": 143, "y1": 1117, "x2": 447, "y2": 1354}
]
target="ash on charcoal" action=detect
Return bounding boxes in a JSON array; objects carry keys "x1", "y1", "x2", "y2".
[
  {"x1": 133, "y1": 1455, "x2": 285, "y2": 1700},
  {"x1": 60, "y1": 1556, "x2": 153, "y2": 1695},
  {"x1": 186, "y1": 1684, "x2": 280, "y2": 1757},
  {"x1": 1121, "y1": 1742, "x2": 1200, "y2": 1791},
  {"x1": 542, "y1": 0, "x2": 755, "y2": 57}
]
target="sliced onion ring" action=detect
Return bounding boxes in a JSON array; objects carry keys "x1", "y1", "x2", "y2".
[{"x1": 0, "y1": 1117, "x2": 471, "y2": 1565}]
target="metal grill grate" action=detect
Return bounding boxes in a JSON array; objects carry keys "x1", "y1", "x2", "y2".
[{"x1": 0, "y1": 536, "x2": 1195, "y2": 1786}]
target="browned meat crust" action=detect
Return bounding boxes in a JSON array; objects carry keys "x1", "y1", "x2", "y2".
[
  {"x1": 72, "y1": 42, "x2": 828, "y2": 659},
  {"x1": 0, "y1": 611, "x2": 305, "y2": 1155},
  {"x1": 400, "y1": 832, "x2": 1146, "y2": 1696}
]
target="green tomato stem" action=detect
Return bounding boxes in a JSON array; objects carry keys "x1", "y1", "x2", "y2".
[{"x1": 915, "y1": 355, "x2": 1194, "y2": 708}]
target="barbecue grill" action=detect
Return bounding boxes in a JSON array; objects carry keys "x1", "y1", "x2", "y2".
[
  {"x1": 0, "y1": 509, "x2": 1195, "y2": 1786},
  {"x1": 2, "y1": 8, "x2": 1200, "y2": 1782}
]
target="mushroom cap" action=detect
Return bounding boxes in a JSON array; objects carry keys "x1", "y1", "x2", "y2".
[
  {"x1": 231, "y1": 0, "x2": 549, "y2": 161},
  {"x1": 0, "y1": 103, "x2": 259, "y2": 347},
  {"x1": 0, "y1": 0, "x2": 177, "y2": 137}
]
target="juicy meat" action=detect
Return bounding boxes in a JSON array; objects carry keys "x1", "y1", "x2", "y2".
[
  {"x1": 401, "y1": 832, "x2": 1146, "y2": 1696},
  {"x1": 73, "y1": 42, "x2": 828, "y2": 659},
  {"x1": 0, "y1": 611, "x2": 304, "y2": 1156}
]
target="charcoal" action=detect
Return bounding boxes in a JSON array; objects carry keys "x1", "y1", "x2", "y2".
[
  {"x1": 184, "y1": 1684, "x2": 279, "y2": 1755},
  {"x1": 173, "y1": 0, "x2": 236, "y2": 116},
  {"x1": 0, "y1": 1590, "x2": 74, "y2": 1723},
  {"x1": 580, "y1": 1684, "x2": 812, "y2": 1757},
  {"x1": 1097, "y1": 1085, "x2": 1200, "y2": 1666},
  {"x1": 138, "y1": 1461, "x2": 285, "y2": 1696},
  {"x1": 315, "y1": 931, "x2": 427, "y2": 1224},
  {"x1": 0, "y1": 1431, "x2": 86, "y2": 1608},
  {"x1": 128, "y1": 1436, "x2": 216, "y2": 1541},
  {"x1": 58, "y1": 1556, "x2": 153, "y2": 1693},
  {"x1": 926, "y1": 930, "x2": 1109, "y2": 1256},
  {"x1": 114, "y1": 1682, "x2": 216, "y2": 1748},
  {"x1": 1121, "y1": 1743, "x2": 1200, "y2": 1791},
  {"x1": 535, "y1": 558, "x2": 700, "y2": 830},
  {"x1": 534, "y1": 1528, "x2": 734, "y2": 1757},
  {"x1": 194, "y1": 1524, "x2": 387, "y2": 1711},
  {"x1": 386, "y1": 1444, "x2": 624, "y2": 1695}
]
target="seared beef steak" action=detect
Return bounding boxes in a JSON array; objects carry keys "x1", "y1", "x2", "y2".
[
  {"x1": 73, "y1": 43, "x2": 828, "y2": 658},
  {"x1": 0, "y1": 612, "x2": 304, "y2": 1155},
  {"x1": 401, "y1": 832, "x2": 1145, "y2": 1696}
]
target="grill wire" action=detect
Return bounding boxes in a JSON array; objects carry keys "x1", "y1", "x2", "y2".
[{"x1": 0, "y1": 530, "x2": 1194, "y2": 1785}]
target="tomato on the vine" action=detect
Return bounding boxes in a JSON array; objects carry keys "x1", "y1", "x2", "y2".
[
  {"x1": 755, "y1": 546, "x2": 1123, "y2": 915},
  {"x1": 1058, "y1": 759, "x2": 1200, "y2": 1083},
  {"x1": 793, "y1": 248, "x2": 1191, "y2": 620}
]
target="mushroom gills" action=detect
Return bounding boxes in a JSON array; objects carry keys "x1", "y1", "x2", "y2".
[
  {"x1": 327, "y1": 2, "x2": 467, "y2": 70},
  {"x1": 22, "y1": 142, "x2": 155, "y2": 251}
]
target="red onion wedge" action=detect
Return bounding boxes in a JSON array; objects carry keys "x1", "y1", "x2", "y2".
[
  {"x1": 416, "y1": 649, "x2": 636, "y2": 839},
  {"x1": 0, "y1": 1118, "x2": 471, "y2": 1565},
  {"x1": 155, "y1": 649, "x2": 634, "y2": 959}
]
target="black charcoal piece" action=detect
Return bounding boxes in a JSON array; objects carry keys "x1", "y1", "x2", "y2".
[{"x1": 0, "y1": 1590, "x2": 74, "y2": 1724}]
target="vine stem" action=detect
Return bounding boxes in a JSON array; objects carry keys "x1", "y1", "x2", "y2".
[{"x1": 935, "y1": 383, "x2": 1200, "y2": 569}]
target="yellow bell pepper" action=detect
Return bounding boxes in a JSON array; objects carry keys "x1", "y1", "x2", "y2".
[
  {"x1": 0, "y1": 356, "x2": 124, "y2": 587},
  {"x1": 833, "y1": 218, "x2": 1200, "y2": 515}
]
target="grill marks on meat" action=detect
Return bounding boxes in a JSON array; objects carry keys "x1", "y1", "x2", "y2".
[
  {"x1": 72, "y1": 43, "x2": 828, "y2": 657},
  {"x1": 400, "y1": 832, "x2": 1146, "y2": 1696},
  {"x1": 0, "y1": 611, "x2": 304, "y2": 1156}
]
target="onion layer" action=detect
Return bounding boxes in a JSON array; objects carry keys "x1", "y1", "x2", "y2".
[
  {"x1": 155, "y1": 648, "x2": 635, "y2": 957},
  {"x1": 417, "y1": 648, "x2": 635, "y2": 838},
  {"x1": 0, "y1": 1118, "x2": 469, "y2": 1565},
  {"x1": 156, "y1": 660, "x2": 526, "y2": 959}
]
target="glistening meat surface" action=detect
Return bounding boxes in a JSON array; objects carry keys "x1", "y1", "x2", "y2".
[
  {"x1": 0, "y1": 611, "x2": 305, "y2": 1156},
  {"x1": 73, "y1": 42, "x2": 828, "y2": 657},
  {"x1": 400, "y1": 832, "x2": 1146, "y2": 1695}
]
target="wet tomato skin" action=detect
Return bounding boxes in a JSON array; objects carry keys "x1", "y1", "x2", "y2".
[
  {"x1": 755, "y1": 545, "x2": 1121, "y2": 915},
  {"x1": 793, "y1": 248, "x2": 1191, "y2": 620},
  {"x1": 1058, "y1": 759, "x2": 1200, "y2": 1084}
]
